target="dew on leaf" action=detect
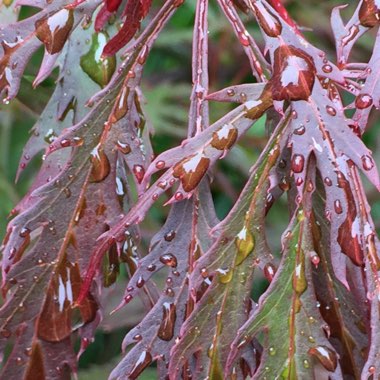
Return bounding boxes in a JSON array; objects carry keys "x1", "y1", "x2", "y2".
[
  {"x1": 293, "y1": 250, "x2": 307, "y2": 295},
  {"x1": 174, "y1": 192, "x2": 184, "y2": 201},
  {"x1": 173, "y1": 152, "x2": 210, "y2": 192},
  {"x1": 264, "y1": 263, "x2": 276, "y2": 282},
  {"x1": 128, "y1": 351, "x2": 152, "y2": 380},
  {"x1": 124, "y1": 294, "x2": 133, "y2": 304},
  {"x1": 291, "y1": 154, "x2": 305, "y2": 173},
  {"x1": 80, "y1": 32, "x2": 116, "y2": 87},
  {"x1": 164, "y1": 231, "x2": 176, "y2": 241},
  {"x1": 136, "y1": 276, "x2": 145, "y2": 288},
  {"x1": 116, "y1": 140, "x2": 131, "y2": 154},
  {"x1": 35, "y1": 9, "x2": 74, "y2": 54},
  {"x1": 156, "y1": 160, "x2": 166, "y2": 169},
  {"x1": 308, "y1": 346, "x2": 338, "y2": 371},
  {"x1": 355, "y1": 93, "x2": 373, "y2": 109},
  {"x1": 165, "y1": 287, "x2": 175, "y2": 297},
  {"x1": 324, "y1": 177, "x2": 332, "y2": 186},
  {"x1": 326, "y1": 106, "x2": 336, "y2": 116},
  {"x1": 216, "y1": 267, "x2": 233, "y2": 283},
  {"x1": 19, "y1": 227, "x2": 30, "y2": 238},
  {"x1": 322, "y1": 64, "x2": 332, "y2": 73},
  {"x1": 157, "y1": 302, "x2": 176, "y2": 341},
  {"x1": 270, "y1": 45, "x2": 316, "y2": 101},
  {"x1": 133, "y1": 165, "x2": 145, "y2": 184},
  {"x1": 361, "y1": 154, "x2": 374, "y2": 171},
  {"x1": 112, "y1": 86, "x2": 129, "y2": 122},
  {"x1": 334, "y1": 200, "x2": 343, "y2": 214},
  {"x1": 159, "y1": 254, "x2": 178, "y2": 268},
  {"x1": 235, "y1": 226, "x2": 255, "y2": 265},
  {"x1": 90, "y1": 146, "x2": 110, "y2": 182}
]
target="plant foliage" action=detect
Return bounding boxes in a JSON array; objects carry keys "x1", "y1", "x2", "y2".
[{"x1": 1, "y1": 0, "x2": 380, "y2": 378}]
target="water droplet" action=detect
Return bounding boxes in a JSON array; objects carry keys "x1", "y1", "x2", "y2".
[
  {"x1": 268, "y1": 347, "x2": 276, "y2": 356},
  {"x1": 264, "y1": 263, "x2": 276, "y2": 282},
  {"x1": 217, "y1": 267, "x2": 233, "y2": 283},
  {"x1": 152, "y1": 193, "x2": 159, "y2": 201},
  {"x1": 128, "y1": 351, "x2": 153, "y2": 379},
  {"x1": 271, "y1": 46, "x2": 316, "y2": 101},
  {"x1": 133, "y1": 334, "x2": 142, "y2": 341},
  {"x1": 124, "y1": 294, "x2": 133, "y2": 304},
  {"x1": 165, "y1": 287, "x2": 175, "y2": 297},
  {"x1": 326, "y1": 105, "x2": 336, "y2": 116},
  {"x1": 296, "y1": 177, "x2": 303, "y2": 186},
  {"x1": 133, "y1": 165, "x2": 145, "y2": 184},
  {"x1": 235, "y1": 226, "x2": 255, "y2": 265},
  {"x1": 156, "y1": 160, "x2": 165, "y2": 170},
  {"x1": 227, "y1": 89, "x2": 235, "y2": 97},
  {"x1": 174, "y1": 192, "x2": 184, "y2": 201},
  {"x1": 324, "y1": 177, "x2": 332, "y2": 186},
  {"x1": 116, "y1": 140, "x2": 131, "y2": 154},
  {"x1": 355, "y1": 93, "x2": 373, "y2": 109},
  {"x1": 334, "y1": 200, "x2": 343, "y2": 214},
  {"x1": 157, "y1": 302, "x2": 176, "y2": 341},
  {"x1": 90, "y1": 146, "x2": 110, "y2": 182},
  {"x1": 294, "y1": 124, "x2": 306, "y2": 136},
  {"x1": 35, "y1": 9, "x2": 74, "y2": 54},
  {"x1": 164, "y1": 231, "x2": 176, "y2": 241},
  {"x1": 303, "y1": 359, "x2": 310, "y2": 368},
  {"x1": 80, "y1": 31, "x2": 116, "y2": 87},
  {"x1": 159, "y1": 254, "x2": 178, "y2": 268},
  {"x1": 293, "y1": 249, "x2": 307, "y2": 295},
  {"x1": 308, "y1": 346, "x2": 338, "y2": 371},
  {"x1": 147, "y1": 264, "x2": 156, "y2": 272},
  {"x1": 311, "y1": 254, "x2": 320, "y2": 267},
  {"x1": 361, "y1": 154, "x2": 374, "y2": 171},
  {"x1": 322, "y1": 64, "x2": 332, "y2": 73},
  {"x1": 136, "y1": 276, "x2": 145, "y2": 288},
  {"x1": 369, "y1": 366, "x2": 376, "y2": 374},
  {"x1": 19, "y1": 227, "x2": 30, "y2": 238},
  {"x1": 291, "y1": 154, "x2": 305, "y2": 173}
]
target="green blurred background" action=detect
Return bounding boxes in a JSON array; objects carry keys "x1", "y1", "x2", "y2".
[{"x1": 1, "y1": 0, "x2": 379, "y2": 378}]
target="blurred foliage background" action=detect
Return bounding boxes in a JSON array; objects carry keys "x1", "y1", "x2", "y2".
[{"x1": 1, "y1": 0, "x2": 380, "y2": 378}]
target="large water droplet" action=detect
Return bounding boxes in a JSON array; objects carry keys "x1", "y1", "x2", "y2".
[
  {"x1": 80, "y1": 31, "x2": 116, "y2": 87},
  {"x1": 157, "y1": 302, "x2": 176, "y2": 341},
  {"x1": 308, "y1": 346, "x2": 338, "y2": 372},
  {"x1": 35, "y1": 9, "x2": 74, "y2": 54},
  {"x1": 133, "y1": 165, "x2": 145, "y2": 184},
  {"x1": 355, "y1": 93, "x2": 373, "y2": 109},
  {"x1": 361, "y1": 154, "x2": 374, "y2": 171},
  {"x1": 159, "y1": 254, "x2": 178, "y2": 268},
  {"x1": 264, "y1": 263, "x2": 276, "y2": 282},
  {"x1": 291, "y1": 154, "x2": 305, "y2": 173},
  {"x1": 90, "y1": 146, "x2": 110, "y2": 182},
  {"x1": 128, "y1": 351, "x2": 153, "y2": 379},
  {"x1": 235, "y1": 226, "x2": 255, "y2": 265}
]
